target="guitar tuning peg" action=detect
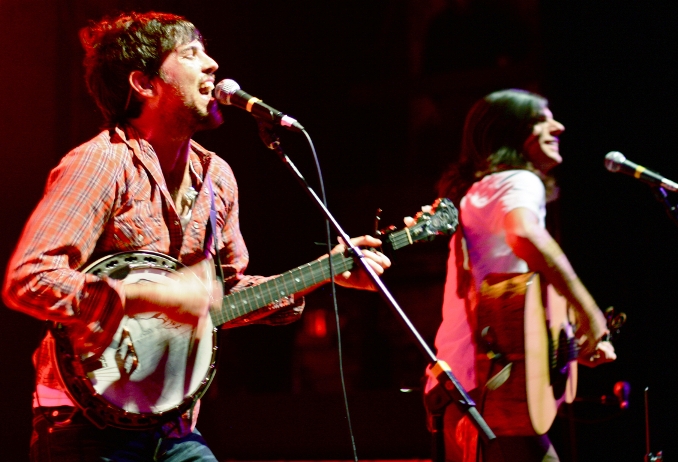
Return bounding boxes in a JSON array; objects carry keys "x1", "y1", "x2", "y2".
[
  {"x1": 612, "y1": 312, "x2": 627, "y2": 330},
  {"x1": 374, "y1": 208, "x2": 383, "y2": 236},
  {"x1": 377, "y1": 225, "x2": 397, "y2": 236},
  {"x1": 604, "y1": 306, "x2": 627, "y2": 337},
  {"x1": 373, "y1": 207, "x2": 399, "y2": 238}
]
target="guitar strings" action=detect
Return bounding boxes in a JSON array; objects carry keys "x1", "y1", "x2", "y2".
[{"x1": 213, "y1": 253, "x2": 351, "y2": 324}]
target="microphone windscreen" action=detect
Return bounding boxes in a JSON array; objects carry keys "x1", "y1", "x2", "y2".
[
  {"x1": 605, "y1": 151, "x2": 626, "y2": 173},
  {"x1": 215, "y1": 79, "x2": 241, "y2": 105}
]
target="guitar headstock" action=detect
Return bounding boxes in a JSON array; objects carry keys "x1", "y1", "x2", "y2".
[
  {"x1": 378, "y1": 198, "x2": 459, "y2": 251},
  {"x1": 604, "y1": 306, "x2": 627, "y2": 342},
  {"x1": 410, "y1": 197, "x2": 459, "y2": 241}
]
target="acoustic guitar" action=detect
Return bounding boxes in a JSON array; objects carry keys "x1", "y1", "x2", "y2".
[{"x1": 474, "y1": 272, "x2": 578, "y2": 436}]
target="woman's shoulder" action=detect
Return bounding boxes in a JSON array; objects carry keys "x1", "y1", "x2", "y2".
[{"x1": 473, "y1": 169, "x2": 540, "y2": 189}]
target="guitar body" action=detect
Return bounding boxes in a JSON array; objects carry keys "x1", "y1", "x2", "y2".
[
  {"x1": 52, "y1": 252, "x2": 219, "y2": 429},
  {"x1": 475, "y1": 272, "x2": 577, "y2": 436}
]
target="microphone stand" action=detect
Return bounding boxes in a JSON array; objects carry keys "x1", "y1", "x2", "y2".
[
  {"x1": 644, "y1": 387, "x2": 663, "y2": 462},
  {"x1": 652, "y1": 186, "x2": 678, "y2": 227},
  {"x1": 255, "y1": 121, "x2": 496, "y2": 455}
]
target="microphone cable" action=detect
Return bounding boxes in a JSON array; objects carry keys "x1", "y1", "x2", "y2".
[{"x1": 301, "y1": 128, "x2": 360, "y2": 462}]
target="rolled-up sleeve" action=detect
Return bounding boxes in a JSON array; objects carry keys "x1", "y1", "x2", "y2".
[{"x1": 2, "y1": 138, "x2": 126, "y2": 355}]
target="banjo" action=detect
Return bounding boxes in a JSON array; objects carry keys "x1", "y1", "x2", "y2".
[{"x1": 51, "y1": 198, "x2": 458, "y2": 429}]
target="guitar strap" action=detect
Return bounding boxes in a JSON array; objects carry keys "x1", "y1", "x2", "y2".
[
  {"x1": 453, "y1": 219, "x2": 477, "y2": 306},
  {"x1": 171, "y1": 173, "x2": 225, "y2": 433},
  {"x1": 479, "y1": 324, "x2": 513, "y2": 391},
  {"x1": 454, "y1": 220, "x2": 513, "y2": 392},
  {"x1": 204, "y1": 174, "x2": 225, "y2": 285}
]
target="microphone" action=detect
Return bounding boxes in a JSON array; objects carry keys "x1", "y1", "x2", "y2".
[
  {"x1": 215, "y1": 79, "x2": 304, "y2": 132},
  {"x1": 613, "y1": 380, "x2": 631, "y2": 410},
  {"x1": 592, "y1": 380, "x2": 631, "y2": 409},
  {"x1": 604, "y1": 151, "x2": 678, "y2": 192}
]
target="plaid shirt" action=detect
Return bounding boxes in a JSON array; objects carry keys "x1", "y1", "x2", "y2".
[{"x1": 2, "y1": 126, "x2": 302, "y2": 412}]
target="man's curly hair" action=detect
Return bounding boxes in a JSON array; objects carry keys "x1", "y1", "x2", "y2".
[{"x1": 80, "y1": 11, "x2": 202, "y2": 127}]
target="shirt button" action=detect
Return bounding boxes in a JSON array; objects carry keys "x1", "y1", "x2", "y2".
[
  {"x1": 193, "y1": 223, "x2": 201, "y2": 229},
  {"x1": 174, "y1": 220, "x2": 180, "y2": 226}
]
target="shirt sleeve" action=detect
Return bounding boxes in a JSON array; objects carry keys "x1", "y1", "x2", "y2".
[
  {"x1": 2, "y1": 140, "x2": 126, "y2": 355},
  {"x1": 498, "y1": 170, "x2": 546, "y2": 220}
]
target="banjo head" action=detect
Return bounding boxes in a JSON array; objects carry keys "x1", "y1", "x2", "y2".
[{"x1": 53, "y1": 251, "x2": 219, "y2": 429}]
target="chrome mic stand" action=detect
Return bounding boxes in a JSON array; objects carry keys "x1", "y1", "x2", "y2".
[
  {"x1": 256, "y1": 121, "x2": 496, "y2": 457},
  {"x1": 644, "y1": 387, "x2": 663, "y2": 462},
  {"x1": 653, "y1": 186, "x2": 678, "y2": 227}
]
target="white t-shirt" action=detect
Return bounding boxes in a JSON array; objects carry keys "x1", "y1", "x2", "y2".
[{"x1": 427, "y1": 170, "x2": 546, "y2": 392}]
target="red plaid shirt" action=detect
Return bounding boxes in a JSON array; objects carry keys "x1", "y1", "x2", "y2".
[{"x1": 2, "y1": 126, "x2": 302, "y2": 411}]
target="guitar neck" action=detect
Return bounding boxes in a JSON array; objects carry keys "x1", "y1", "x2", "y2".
[
  {"x1": 210, "y1": 224, "x2": 421, "y2": 326},
  {"x1": 382, "y1": 226, "x2": 423, "y2": 251},
  {"x1": 210, "y1": 252, "x2": 352, "y2": 326}
]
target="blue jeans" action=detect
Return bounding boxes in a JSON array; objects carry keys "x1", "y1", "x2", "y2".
[{"x1": 30, "y1": 407, "x2": 218, "y2": 462}]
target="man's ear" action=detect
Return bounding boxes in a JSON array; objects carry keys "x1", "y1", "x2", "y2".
[{"x1": 129, "y1": 71, "x2": 155, "y2": 98}]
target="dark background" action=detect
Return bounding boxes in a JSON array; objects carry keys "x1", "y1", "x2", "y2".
[{"x1": 1, "y1": 1, "x2": 676, "y2": 461}]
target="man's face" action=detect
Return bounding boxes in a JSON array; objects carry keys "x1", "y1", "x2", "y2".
[
  {"x1": 522, "y1": 107, "x2": 565, "y2": 173},
  {"x1": 154, "y1": 39, "x2": 223, "y2": 130}
]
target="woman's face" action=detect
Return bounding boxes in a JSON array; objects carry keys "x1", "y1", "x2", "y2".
[{"x1": 522, "y1": 107, "x2": 565, "y2": 173}]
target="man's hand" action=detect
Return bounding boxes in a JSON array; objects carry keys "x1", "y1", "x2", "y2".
[
  {"x1": 123, "y1": 259, "x2": 221, "y2": 324},
  {"x1": 331, "y1": 235, "x2": 391, "y2": 291}
]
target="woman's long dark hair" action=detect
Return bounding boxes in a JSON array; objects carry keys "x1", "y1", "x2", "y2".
[{"x1": 436, "y1": 89, "x2": 551, "y2": 204}]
